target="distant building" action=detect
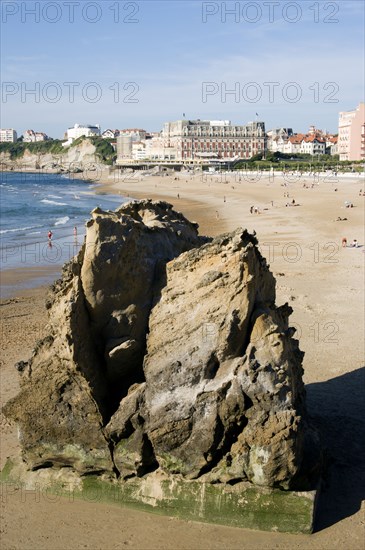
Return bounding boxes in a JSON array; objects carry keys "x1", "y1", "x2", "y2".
[
  {"x1": 338, "y1": 103, "x2": 365, "y2": 161},
  {"x1": 326, "y1": 136, "x2": 338, "y2": 156},
  {"x1": 300, "y1": 136, "x2": 326, "y2": 156},
  {"x1": 132, "y1": 141, "x2": 147, "y2": 160},
  {"x1": 161, "y1": 119, "x2": 266, "y2": 161},
  {"x1": 24, "y1": 130, "x2": 36, "y2": 142},
  {"x1": 0, "y1": 128, "x2": 17, "y2": 143},
  {"x1": 146, "y1": 132, "x2": 159, "y2": 140},
  {"x1": 143, "y1": 134, "x2": 178, "y2": 161},
  {"x1": 23, "y1": 130, "x2": 50, "y2": 142},
  {"x1": 267, "y1": 126, "x2": 339, "y2": 156},
  {"x1": 118, "y1": 129, "x2": 147, "y2": 142},
  {"x1": 115, "y1": 130, "x2": 148, "y2": 159},
  {"x1": 116, "y1": 120, "x2": 266, "y2": 162},
  {"x1": 283, "y1": 135, "x2": 305, "y2": 155},
  {"x1": 116, "y1": 135, "x2": 133, "y2": 160},
  {"x1": 63, "y1": 123, "x2": 101, "y2": 146},
  {"x1": 102, "y1": 129, "x2": 120, "y2": 139},
  {"x1": 267, "y1": 128, "x2": 293, "y2": 153}
]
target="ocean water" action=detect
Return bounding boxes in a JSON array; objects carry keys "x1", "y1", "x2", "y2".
[{"x1": 0, "y1": 171, "x2": 127, "y2": 278}]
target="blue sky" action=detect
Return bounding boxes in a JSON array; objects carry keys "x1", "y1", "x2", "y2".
[{"x1": 1, "y1": 0, "x2": 364, "y2": 137}]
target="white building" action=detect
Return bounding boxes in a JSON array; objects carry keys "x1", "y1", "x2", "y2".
[
  {"x1": 0, "y1": 128, "x2": 17, "y2": 143},
  {"x1": 270, "y1": 135, "x2": 286, "y2": 153},
  {"x1": 23, "y1": 130, "x2": 50, "y2": 142},
  {"x1": 144, "y1": 137, "x2": 179, "y2": 161},
  {"x1": 283, "y1": 135, "x2": 304, "y2": 155},
  {"x1": 300, "y1": 136, "x2": 326, "y2": 156},
  {"x1": 132, "y1": 141, "x2": 147, "y2": 160},
  {"x1": 326, "y1": 136, "x2": 338, "y2": 156},
  {"x1": 267, "y1": 128, "x2": 293, "y2": 153},
  {"x1": 63, "y1": 124, "x2": 101, "y2": 146},
  {"x1": 102, "y1": 129, "x2": 119, "y2": 139}
]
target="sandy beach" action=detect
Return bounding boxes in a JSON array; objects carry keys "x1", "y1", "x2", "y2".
[{"x1": 1, "y1": 170, "x2": 364, "y2": 549}]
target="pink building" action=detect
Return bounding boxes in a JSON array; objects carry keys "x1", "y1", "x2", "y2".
[{"x1": 338, "y1": 103, "x2": 365, "y2": 161}]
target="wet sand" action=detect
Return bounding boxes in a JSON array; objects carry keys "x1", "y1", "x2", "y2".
[{"x1": 1, "y1": 170, "x2": 364, "y2": 549}]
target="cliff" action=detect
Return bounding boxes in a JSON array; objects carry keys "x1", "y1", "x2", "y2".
[{"x1": 0, "y1": 137, "x2": 114, "y2": 172}]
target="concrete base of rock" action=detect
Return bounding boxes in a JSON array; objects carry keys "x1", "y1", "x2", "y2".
[{"x1": 1, "y1": 459, "x2": 318, "y2": 534}]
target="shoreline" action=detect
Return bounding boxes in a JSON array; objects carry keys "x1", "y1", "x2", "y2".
[
  {"x1": 0, "y1": 171, "x2": 123, "y2": 295},
  {"x1": 1, "y1": 167, "x2": 364, "y2": 295},
  {"x1": 0, "y1": 265, "x2": 62, "y2": 299},
  {"x1": 0, "y1": 170, "x2": 232, "y2": 298}
]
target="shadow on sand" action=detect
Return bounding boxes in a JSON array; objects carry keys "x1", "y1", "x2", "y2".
[{"x1": 306, "y1": 366, "x2": 365, "y2": 532}]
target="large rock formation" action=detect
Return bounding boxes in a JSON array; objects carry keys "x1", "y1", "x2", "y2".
[
  {"x1": 0, "y1": 137, "x2": 101, "y2": 172},
  {"x1": 4, "y1": 200, "x2": 319, "y2": 489}
]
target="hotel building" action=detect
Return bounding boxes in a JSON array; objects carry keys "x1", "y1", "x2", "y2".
[
  {"x1": 338, "y1": 103, "x2": 365, "y2": 161},
  {"x1": 119, "y1": 119, "x2": 266, "y2": 162},
  {"x1": 161, "y1": 119, "x2": 266, "y2": 161}
]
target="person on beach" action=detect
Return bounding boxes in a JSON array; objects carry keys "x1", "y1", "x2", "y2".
[
  {"x1": 48, "y1": 230, "x2": 53, "y2": 241},
  {"x1": 73, "y1": 226, "x2": 77, "y2": 236},
  {"x1": 350, "y1": 239, "x2": 358, "y2": 248},
  {"x1": 342, "y1": 237, "x2": 347, "y2": 248}
]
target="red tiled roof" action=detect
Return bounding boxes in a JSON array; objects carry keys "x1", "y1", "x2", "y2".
[
  {"x1": 304, "y1": 135, "x2": 325, "y2": 143},
  {"x1": 288, "y1": 135, "x2": 304, "y2": 144}
]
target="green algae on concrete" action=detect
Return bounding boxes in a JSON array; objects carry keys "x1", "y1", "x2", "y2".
[{"x1": 1, "y1": 460, "x2": 317, "y2": 534}]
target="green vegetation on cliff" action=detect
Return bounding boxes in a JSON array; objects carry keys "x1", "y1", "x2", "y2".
[
  {"x1": 89, "y1": 137, "x2": 117, "y2": 165},
  {"x1": 0, "y1": 136, "x2": 116, "y2": 165},
  {"x1": 0, "y1": 140, "x2": 65, "y2": 160}
]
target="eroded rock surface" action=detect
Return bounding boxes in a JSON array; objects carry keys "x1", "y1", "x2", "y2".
[
  {"x1": 140, "y1": 231, "x2": 306, "y2": 486},
  {"x1": 4, "y1": 200, "x2": 319, "y2": 488},
  {"x1": 81, "y1": 200, "x2": 203, "y2": 405}
]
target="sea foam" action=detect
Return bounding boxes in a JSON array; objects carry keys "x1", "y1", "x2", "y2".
[
  {"x1": 41, "y1": 199, "x2": 68, "y2": 206},
  {"x1": 0, "y1": 225, "x2": 43, "y2": 235},
  {"x1": 54, "y1": 216, "x2": 70, "y2": 226}
]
